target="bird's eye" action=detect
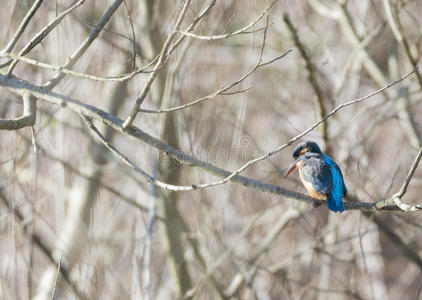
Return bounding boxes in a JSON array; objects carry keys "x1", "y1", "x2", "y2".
[{"x1": 299, "y1": 148, "x2": 307, "y2": 156}]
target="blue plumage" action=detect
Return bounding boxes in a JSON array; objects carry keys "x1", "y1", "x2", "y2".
[
  {"x1": 284, "y1": 141, "x2": 347, "y2": 213},
  {"x1": 323, "y1": 155, "x2": 345, "y2": 212}
]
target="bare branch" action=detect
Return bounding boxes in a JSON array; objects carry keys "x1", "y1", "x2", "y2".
[
  {"x1": 2, "y1": 0, "x2": 86, "y2": 73},
  {"x1": 0, "y1": 0, "x2": 44, "y2": 54},
  {"x1": 1, "y1": 52, "x2": 156, "y2": 82},
  {"x1": 376, "y1": 146, "x2": 422, "y2": 211},
  {"x1": 283, "y1": 13, "x2": 329, "y2": 148},
  {"x1": 0, "y1": 92, "x2": 36, "y2": 130},
  {"x1": 122, "y1": 0, "x2": 192, "y2": 129},
  {"x1": 43, "y1": 0, "x2": 124, "y2": 89},
  {"x1": 165, "y1": 0, "x2": 217, "y2": 59},
  {"x1": 177, "y1": 0, "x2": 278, "y2": 40},
  {"x1": 393, "y1": 147, "x2": 422, "y2": 199},
  {"x1": 50, "y1": 255, "x2": 63, "y2": 300},
  {"x1": 175, "y1": 68, "x2": 417, "y2": 191},
  {"x1": 85, "y1": 117, "x2": 199, "y2": 192},
  {"x1": 0, "y1": 72, "x2": 418, "y2": 211},
  {"x1": 139, "y1": 27, "x2": 292, "y2": 113},
  {"x1": 0, "y1": 187, "x2": 89, "y2": 300},
  {"x1": 122, "y1": 0, "x2": 137, "y2": 71},
  {"x1": 309, "y1": 0, "x2": 422, "y2": 150},
  {"x1": 383, "y1": 0, "x2": 422, "y2": 89}
]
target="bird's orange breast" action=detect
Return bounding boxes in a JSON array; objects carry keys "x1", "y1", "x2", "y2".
[{"x1": 298, "y1": 160, "x2": 327, "y2": 200}]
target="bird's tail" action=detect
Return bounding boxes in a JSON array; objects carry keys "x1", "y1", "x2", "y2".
[{"x1": 327, "y1": 195, "x2": 345, "y2": 213}]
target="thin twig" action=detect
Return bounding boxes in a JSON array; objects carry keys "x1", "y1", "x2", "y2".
[
  {"x1": 122, "y1": 0, "x2": 137, "y2": 71},
  {"x1": 164, "y1": 0, "x2": 216, "y2": 60},
  {"x1": 177, "y1": 0, "x2": 278, "y2": 40},
  {"x1": 0, "y1": 72, "x2": 418, "y2": 211},
  {"x1": 309, "y1": 0, "x2": 422, "y2": 150},
  {"x1": 3, "y1": 0, "x2": 86, "y2": 73},
  {"x1": 376, "y1": 146, "x2": 422, "y2": 211},
  {"x1": 383, "y1": 0, "x2": 422, "y2": 89},
  {"x1": 224, "y1": 13, "x2": 236, "y2": 34},
  {"x1": 394, "y1": 147, "x2": 422, "y2": 199},
  {"x1": 0, "y1": 0, "x2": 44, "y2": 54},
  {"x1": 139, "y1": 23, "x2": 292, "y2": 114},
  {"x1": 43, "y1": 0, "x2": 124, "y2": 89},
  {"x1": 171, "y1": 67, "x2": 417, "y2": 191},
  {"x1": 1, "y1": 52, "x2": 157, "y2": 82},
  {"x1": 122, "y1": 0, "x2": 192, "y2": 129},
  {"x1": 85, "y1": 117, "x2": 200, "y2": 192},
  {"x1": 283, "y1": 14, "x2": 329, "y2": 148},
  {"x1": 142, "y1": 158, "x2": 158, "y2": 300},
  {"x1": 0, "y1": 188, "x2": 89, "y2": 300},
  {"x1": 50, "y1": 254, "x2": 63, "y2": 300}
]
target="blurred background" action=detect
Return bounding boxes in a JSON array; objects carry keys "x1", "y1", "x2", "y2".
[{"x1": 1, "y1": 0, "x2": 422, "y2": 299}]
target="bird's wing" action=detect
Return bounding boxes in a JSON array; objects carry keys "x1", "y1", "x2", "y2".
[
  {"x1": 323, "y1": 155, "x2": 346, "y2": 212},
  {"x1": 334, "y1": 163, "x2": 348, "y2": 195},
  {"x1": 302, "y1": 154, "x2": 346, "y2": 212},
  {"x1": 301, "y1": 155, "x2": 332, "y2": 197}
]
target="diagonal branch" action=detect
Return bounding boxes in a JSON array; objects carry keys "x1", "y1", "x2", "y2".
[
  {"x1": 3, "y1": 0, "x2": 86, "y2": 73},
  {"x1": 0, "y1": 187, "x2": 89, "y2": 300},
  {"x1": 308, "y1": 0, "x2": 422, "y2": 150},
  {"x1": 139, "y1": 23, "x2": 292, "y2": 113},
  {"x1": 43, "y1": 0, "x2": 124, "y2": 89},
  {"x1": 177, "y1": 0, "x2": 278, "y2": 40},
  {"x1": 0, "y1": 0, "x2": 44, "y2": 54},
  {"x1": 122, "y1": 0, "x2": 192, "y2": 129},
  {"x1": 375, "y1": 146, "x2": 422, "y2": 211},
  {"x1": 0, "y1": 51, "x2": 157, "y2": 82},
  {"x1": 172, "y1": 68, "x2": 417, "y2": 191},
  {"x1": 0, "y1": 72, "x2": 418, "y2": 211},
  {"x1": 383, "y1": 0, "x2": 422, "y2": 87},
  {"x1": 164, "y1": 0, "x2": 216, "y2": 61},
  {"x1": 85, "y1": 116, "x2": 201, "y2": 192},
  {"x1": 283, "y1": 14, "x2": 329, "y2": 149}
]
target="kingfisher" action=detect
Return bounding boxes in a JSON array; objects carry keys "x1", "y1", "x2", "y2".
[{"x1": 283, "y1": 141, "x2": 347, "y2": 212}]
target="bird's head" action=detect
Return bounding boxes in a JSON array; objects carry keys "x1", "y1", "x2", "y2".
[
  {"x1": 284, "y1": 141, "x2": 323, "y2": 178},
  {"x1": 292, "y1": 141, "x2": 322, "y2": 160}
]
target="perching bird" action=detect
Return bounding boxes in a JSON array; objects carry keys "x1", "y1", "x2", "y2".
[{"x1": 283, "y1": 141, "x2": 347, "y2": 212}]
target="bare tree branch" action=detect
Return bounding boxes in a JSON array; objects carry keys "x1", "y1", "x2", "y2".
[
  {"x1": 0, "y1": 92, "x2": 36, "y2": 130},
  {"x1": 3, "y1": 2, "x2": 422, "y2": 299},
  {"x1": 2, "y1": 0, "x2": 86, "y2": 72},
  {"x1": 178, "y1": 68, "x2": 417, "y2": 191},
  {"x1": 43, "y1": 0, "x2": 124, "y2": 89},
  {"x1": 0, "y1": 52, "x2": 156, "y2": 82},
  {"x1": 139, "y1": 25, "x2": 292, "y2": 113},
  {"x1": 85, "y1": 116, "x2": 200, "y2": 192},
  {"x1": 376, "y1": 146, "x2": 422, "y2": 211},
  {"x1": 283, "y1": 14, "x2": 329, "y2": 149},
  {"x1": 177, "y1": 0, "x2": 278, "y2": 40},
  {"x1": 0, "y1": 0, "x2": 44, "y2": 54},
  {"x1": 0, "y1": 187, "x2": 89, "y2": 300},
  {"x1": 0, "y1": 70, "x2": 418, "y2": 212},
  {"x1": 122, "y1": 0, "x2": 192, "y2": 129},
  {"x1": 383, "y1": 0, "x2": 422, "y2": 89}
]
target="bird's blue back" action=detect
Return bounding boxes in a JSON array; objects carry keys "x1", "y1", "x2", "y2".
[{"x1": 299, "y1": 153, "x2": 346, "y2": 212}]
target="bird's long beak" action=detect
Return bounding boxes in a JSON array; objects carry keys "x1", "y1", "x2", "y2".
[{"x1": 283, "y1": 161, "x2": 297, "y2": 178}]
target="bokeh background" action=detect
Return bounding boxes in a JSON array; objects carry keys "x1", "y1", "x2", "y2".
[{"x1": 1, "y1": 0, "x2": 422, "y2": 299}]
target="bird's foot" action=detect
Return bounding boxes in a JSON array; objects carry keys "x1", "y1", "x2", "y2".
[{"x1": 312, "y1": 200, "x2": 323, "y2": 208}]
